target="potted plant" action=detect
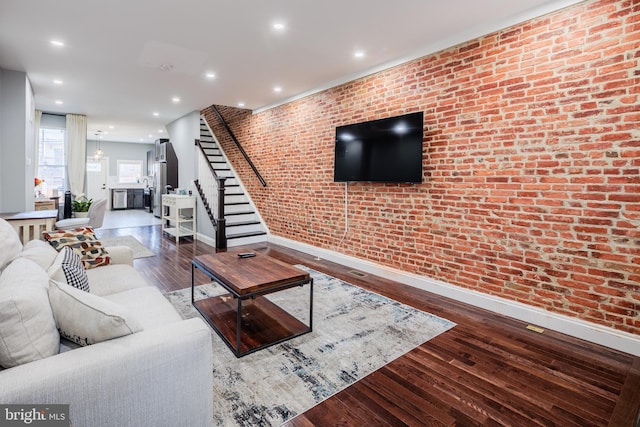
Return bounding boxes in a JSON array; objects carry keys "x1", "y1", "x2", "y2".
[{"x1": 72, "y1": 195, "x2": 93, "y2": 218}]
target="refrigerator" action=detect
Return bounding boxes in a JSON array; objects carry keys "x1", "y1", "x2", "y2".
[{"x1": 152, "y1": 140, "x2": 179, "y2": 217}]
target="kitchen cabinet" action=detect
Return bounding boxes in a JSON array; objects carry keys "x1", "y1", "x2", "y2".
[
  {"x1": 127, "y1": 189, "x2": 144, "y2": 209},
  {"x1": 161, "y1": 195, "x2": 196, "y2": 245},
  {"x1": 155, "y1": 138, "x2": 169, "y2": 162}
]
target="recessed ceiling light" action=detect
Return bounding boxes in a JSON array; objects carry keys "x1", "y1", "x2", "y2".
[
  {"x1": 139, "y1": 138, "x2": 144, "y2": 142},
  {"x1": 171, "y1": 97, "x2": 180, "y2": 103},
  {"x1": 50, "y1": 40, "x2": 64, "y2": 47},
  {"x1": 354, "y1": 50, "x2": 365, "y2": 59},
  {"x1": 148, "y1": 134, "x2": 153, "y2": 138},
  {"x1": 55, "y1": 100, "x2": 63, "y2": 105},
  {"x1": 238, "y1": 102, "x2": 245, "y2": 108},
  {"x1": 53, "y1": 79, "x2": 63, "y2": 85},
  {"x1": 103, "y1": 131, "x2": 109, "y2": 135},
  {"x1": 109, "y1": 125, "x2": 114, "y2": 129},
  {"x1": 153, "y1": 112, "x2": 159, "y2": 117},
  {"x1": 205, "y1": 72, "x2": 216, "y2": 79},
  {"x1": 158, "y1": 129, "x2": 164, "y2": 133},
  {"x1": 273, "y1": 86, "x2": 282, "y2": 93},
  {"x1": 273, "y1": 22, "x2": 285, "y2": 31}
]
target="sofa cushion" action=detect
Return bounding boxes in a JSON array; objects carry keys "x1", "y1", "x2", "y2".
[
  {"x1": 104, "y1": 287, "x2": 182, "y2": 329},
  {"x1": 48, "y1": 279, "x2": 143, "y2": 346},
  {"x1": 48, "y1": 247, "x2": 90, "y2": 292},
  {"x1": 15, "y1": 238, "x2": 59, "y2": 271},
  {"x1": 85, "y1": 264, "x2": 148, "y2": 296},
  {"x1": 0, "y1": 218, "x2": 23, "y2": 271},
  {"x1": 0, "y1": 258, "x2": 59, "y2": 368},
  {"x1": 43, "y1": 227, "x2": 110, "y2": 269}
]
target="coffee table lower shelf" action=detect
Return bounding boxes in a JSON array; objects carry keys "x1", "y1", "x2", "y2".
[{"x1": 193, "y1": 294, "x2": 311, "y2": 357}]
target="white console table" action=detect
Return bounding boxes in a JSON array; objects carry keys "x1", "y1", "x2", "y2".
[
  {"x1": 0, "y1": 210, "x2": 58, "y2": 244},
  {"x1": 161, "y1": 195, "x2": 196, "y2": 245}
]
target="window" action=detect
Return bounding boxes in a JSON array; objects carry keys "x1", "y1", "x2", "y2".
[
  {"x1": 37, "y1": 127, "x2": 66, "y2": 197},
  {"x1": 86, "y1": 161, "x2": 102, "y2": 173},
  {"x1": 117, "y1": 160, "x2": 143, "y2": 184}
]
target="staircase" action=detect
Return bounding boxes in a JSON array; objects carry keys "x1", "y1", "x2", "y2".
[{"x1": 198, "y1": 118, "x2": 267, "y2": 247}]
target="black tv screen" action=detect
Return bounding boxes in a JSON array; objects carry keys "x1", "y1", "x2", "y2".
[{"x1": 333, "y1": 111, "x2": 423, "y2": 183}]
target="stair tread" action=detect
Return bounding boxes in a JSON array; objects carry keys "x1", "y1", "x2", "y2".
[
  {"x1": 227, "y1": 230, "x2": 267, "y2": 239},
  {"x1": 226, "y1": 220, "x2": 261, "y2": 227},
  {"x1": 225, "y1": 201, "x2": 250, "y2": 206},
  {"x1": 225, "y1": 210, "x2": 255, "y2": 216}
]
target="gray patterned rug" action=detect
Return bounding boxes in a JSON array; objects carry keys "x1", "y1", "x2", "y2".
[
  {"x1": 100, "y1": 235, "x2": 155, "y2": 259},
  {"x1": 164, "y1": 265, "x2": 455, "y2": 426}
]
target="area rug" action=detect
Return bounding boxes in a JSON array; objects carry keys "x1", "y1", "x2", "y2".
[
  {"x1": 164, "y1": 265, "x2": 455, "y2": 426},
  {"x1": 100, "y1": 235, "x2": 155, "y2": 259}
]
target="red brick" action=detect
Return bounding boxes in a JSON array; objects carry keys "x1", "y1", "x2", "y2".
[{"x1": 201, "y1": 0, "x2": 640, "y2": 336}]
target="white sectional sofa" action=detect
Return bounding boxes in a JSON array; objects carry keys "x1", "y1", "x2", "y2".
[{"x1": 0, "y1": 218, "x2": 214, "y2": 427}]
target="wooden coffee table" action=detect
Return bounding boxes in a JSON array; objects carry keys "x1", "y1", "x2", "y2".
[{"x1": 191, "y1": 251, "x2": 313, "y2": 357}]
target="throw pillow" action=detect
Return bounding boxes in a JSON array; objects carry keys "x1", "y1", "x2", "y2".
[
  {"x1": 0, "y1": 218, "x2": 23, "y2": 271},
  {"x1": 0, "y1": 258, "x2": 60, "y2": 368},
  {"x1": 48, "y1": 279, "x2": 143, "y2": 346},
  {"x1": 48, "y1": 247, "x2": 90, "y2": 292},
  {"x1": 14, "y1": 238, "x2": 59, "y2": 271},
  {"x1": 43, "y1": 227, "x2": 110, "y2": 269}
]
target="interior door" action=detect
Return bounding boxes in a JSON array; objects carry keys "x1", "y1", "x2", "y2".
[{"x1": 86, "y1": 157, "x2": 109, "y2": 202}]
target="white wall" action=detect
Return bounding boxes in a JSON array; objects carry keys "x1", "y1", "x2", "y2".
[
  {"x1": 165, "y1": 110, "x2": 199, "y2": 191},
  {"x1": 97, "y1": 140, "x2": 154, "y2": 177},
  {"x1": 165, "y1": 110, "x2": 215, "y2": 239},
  {"x1": 0, "y1": 69, "x2": 33, "y2": 212},
  {"x1": 0, "y1": 72, "x2": 3, "y2": 209},
  {"x1": 24, "y1": 79, "x2": 35, "y2": 211}
]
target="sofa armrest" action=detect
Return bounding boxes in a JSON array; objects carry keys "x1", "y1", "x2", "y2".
[
  {"x1": 0, "y1": 318, "x2": 213, "y2": 427},
  {"x1": 105, "y1": 245, "x2": 133, "y2": 266}
]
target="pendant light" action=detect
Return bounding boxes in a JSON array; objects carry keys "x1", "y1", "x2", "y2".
[{"x1": 94, "y1": 131, "x2": 103, "y2": 160}]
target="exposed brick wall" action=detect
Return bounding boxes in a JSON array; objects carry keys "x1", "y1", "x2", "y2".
[{"x1": 202, "y1": 0, "x2": 640, "y2": 335}]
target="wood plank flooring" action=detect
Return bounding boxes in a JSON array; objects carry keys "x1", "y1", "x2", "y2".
[{"x1": 98, "y1": 225, "x2": 640, "y2": 426}]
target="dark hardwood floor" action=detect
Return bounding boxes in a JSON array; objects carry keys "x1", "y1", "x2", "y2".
[{"x1": 99, "y1": 225, "x2": 640, "y2": 427}]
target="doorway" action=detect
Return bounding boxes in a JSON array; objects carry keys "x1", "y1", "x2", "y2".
[{"x1": 86, "y1": 157, "x2": 109, "y2": 202}]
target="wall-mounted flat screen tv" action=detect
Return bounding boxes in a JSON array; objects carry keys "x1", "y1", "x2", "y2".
[{"x1": 333, "y1": 111, "x2": 423, "y2": 183}]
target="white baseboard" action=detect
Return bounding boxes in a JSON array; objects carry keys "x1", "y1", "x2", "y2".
[
  {"x1": 268, "y1": 234, "x2": 640, "y2": 357},
  {"x1": 196, "y1": 232, "x2": 216, "y2": 249}
]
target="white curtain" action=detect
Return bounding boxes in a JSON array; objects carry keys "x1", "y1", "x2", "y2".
[
  {"x1": 34, "y1": 110, "x2": 42, "y2": 173},
  {"x1": 66, "y1": 114, "x2": 87, "y2": 196}
]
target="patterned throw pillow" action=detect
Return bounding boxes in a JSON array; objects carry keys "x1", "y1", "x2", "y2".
[
  {"x1": 47, "y1": 247, "x2": 90, "y2": 292},
  {"x1": 60, "y1": 247, "x2": 90, "y2": 292},
  {"x1": 43, "y1": 227, "x2": 110, "y2": 269}
]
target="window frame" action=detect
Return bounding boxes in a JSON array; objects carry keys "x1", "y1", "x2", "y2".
[
  {"x1": 116, "y1": 159, "x2": 144, "y2": 184},
  {"x1": 36, "y1": 126, "x2": 67, "y2": 197}
]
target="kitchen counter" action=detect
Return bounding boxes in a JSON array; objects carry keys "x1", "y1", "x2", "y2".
[{"x1": 108, "y1": 184, "x2": 151, "y2": 190}]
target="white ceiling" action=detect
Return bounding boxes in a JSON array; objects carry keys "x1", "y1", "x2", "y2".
[{"x1": 0, "y1": 0, "x2": 582, "y2": 143}]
